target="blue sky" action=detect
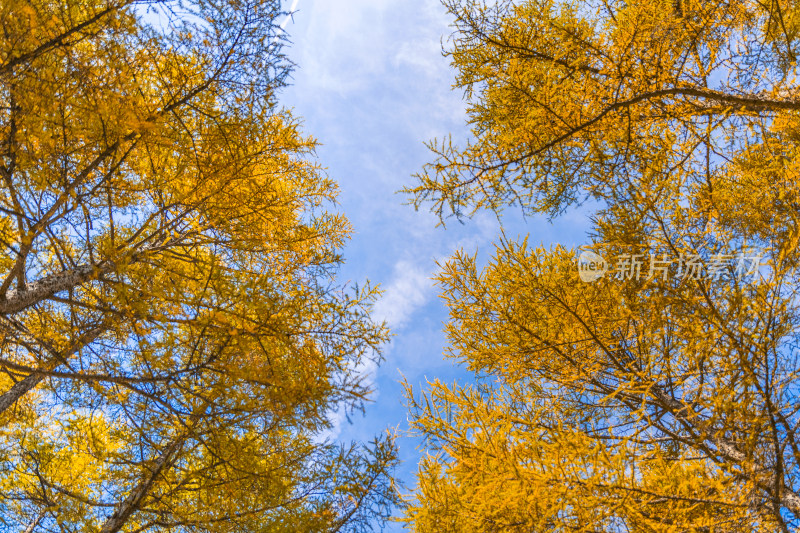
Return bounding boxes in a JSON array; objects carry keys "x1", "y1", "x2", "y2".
[{"x1": 278, "y1": 0, "x2": 590, "y2": 527}]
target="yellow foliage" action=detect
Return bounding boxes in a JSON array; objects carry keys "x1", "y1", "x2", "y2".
[
  {"x1": 404, "y1": 0, "x2": 800, "y2": 531},
  {"x1": 0, "y1": 0, "x2": 397, "y2": 531}
]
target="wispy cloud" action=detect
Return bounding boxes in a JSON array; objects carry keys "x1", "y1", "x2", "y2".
[
  {"x1": 372, "y1": 260, "x2": 435, "y2": 330},
  {"x1": 321, "y1": 260, "x2": 434, "y2": 441},
  {"x1": 280, "y1": 0, "x2": 301, "y2": 30}
]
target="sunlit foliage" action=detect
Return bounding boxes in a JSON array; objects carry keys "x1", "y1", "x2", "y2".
[
  {"x1": 0, "y1": 1, "x2": 397, "y2": 531},
  {"x1": 404, "y1": 0, "x2": 800, "y2": 530}
]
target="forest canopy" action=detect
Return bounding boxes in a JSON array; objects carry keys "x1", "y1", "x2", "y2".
[
  {"x1": 8, "y1": 0, "x2": 800, "y2": 531},
  {"x1": 403, "y1": 0, "x2": 800, "y2": 531},
  {"x1": 0, "y1": 1, "x2": 398, "y2": 531}
]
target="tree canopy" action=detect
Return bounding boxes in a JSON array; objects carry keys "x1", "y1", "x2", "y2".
[
  {"x1": 404, "y1": 0, "x2": 800, "y2": 531},
  {"x1": 0, "y1": 1, "x2": 397, "y2": 531}
]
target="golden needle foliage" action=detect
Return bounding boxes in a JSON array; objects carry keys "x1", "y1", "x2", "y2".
[
  {"x1": 404, "y1": 0, "x2": 800, "y2": 531},
  {"x1": 0, "y1": 1, "x2": 397, "y2": 531}
]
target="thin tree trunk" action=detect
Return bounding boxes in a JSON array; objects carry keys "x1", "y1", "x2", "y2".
[
  {"x1": 0, "y1": 326, "x2": 106, "y2": 415},
  {"x1": 100, "y1": 435, "x2": 186, "y2": 533}
]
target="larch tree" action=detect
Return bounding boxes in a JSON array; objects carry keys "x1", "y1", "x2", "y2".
[
  {"x1": 0, "y1": 1, "x2": 398, "y2": 531},
  {"x1": 403, "y1": 0, "x2": 800, "y2": 531}
]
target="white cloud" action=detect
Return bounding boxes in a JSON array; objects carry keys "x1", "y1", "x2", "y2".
[
  {"x1": 319, "y1": 260, "x2": 435, "y2": 441},
  {"x1": 280, "y1": 0, "x2": 301, "y2": 30},
  {"x1": 285, "y1": 0, "x2": 396, "y2": 93},
  {"x1": 373, "y1": 260, "x2": 434, "y2": 329},
  {"x1": 280, "y1": 1, "x2": 492, "y2": 448}
]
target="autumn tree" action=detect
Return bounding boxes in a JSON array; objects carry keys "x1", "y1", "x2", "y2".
[
  {"x1": 404, "y1": 0, "x2": 800, "y2": 531},
  {"x1": 0, "y1": 1, "x2": 397, "y2": 531}
]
